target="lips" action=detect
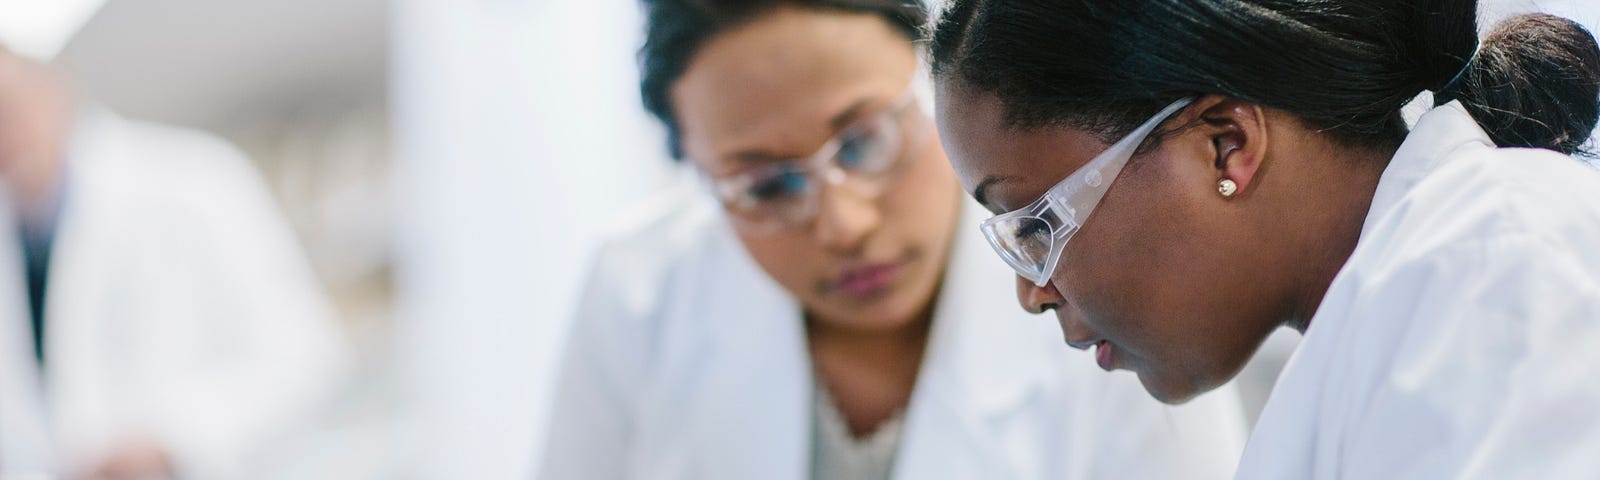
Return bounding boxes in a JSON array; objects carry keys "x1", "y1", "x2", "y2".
[
  {"x1": 832, "y1": 261, "x2": 902, "y2": 298},
  {"x1": 1094, "y1": 341, "x2": 1115, "y2": 371},
  {"x1": 1065, "y1": 336, "x2": 1116, "y2": 371},
  {"x1": 1054, "y1": 307, "x2": 1118, "y2": 371}
]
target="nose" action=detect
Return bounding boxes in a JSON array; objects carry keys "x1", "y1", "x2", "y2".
[
  {"x1": 1016, "y1": 275, "x2": 1064, "y2": 314},
  {"x1": 1018, "y1": 276, "x2": 1099, "y2": 349},
  {"x1": 812, "y1": 173, "x2": 881, "y2": 254}
]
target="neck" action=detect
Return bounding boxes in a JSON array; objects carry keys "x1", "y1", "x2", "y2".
[
  {"x1": 806, "y1": 305, "x2": 934, "y2": 356},
  {"x1": 805, "y1": 300, "x2": 936, "y2": 437},
  {"x1": 1284, "y1": 144, "x2": 1393, "y2": 333}
]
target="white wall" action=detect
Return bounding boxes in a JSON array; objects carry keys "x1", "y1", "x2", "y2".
[
  {"x1": 1535, "y1": 0, "x2": 1600, "y2": 33},
  {"x1": 390, "y1": 0, "x2": 673, "y2": 478},
  {"x1": 58, "y1": 0, "x2": 386, "y2": 132}
]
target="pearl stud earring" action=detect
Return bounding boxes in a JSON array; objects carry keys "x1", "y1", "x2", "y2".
[{"x1": 1218, "y1": 178, "x2": 1238, "y2": 197}]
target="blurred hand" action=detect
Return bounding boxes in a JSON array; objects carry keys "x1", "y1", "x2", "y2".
[{"x1": 82, "y1": 440, "x2": 174, "y2": 480}]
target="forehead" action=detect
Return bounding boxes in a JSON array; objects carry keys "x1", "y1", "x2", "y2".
[
  {"x1": 671, "y1": 7, "x2": 916, "y2": 168},
  {"x1": 933, "y1": 81, "x2": 1109, "y2": 212}
]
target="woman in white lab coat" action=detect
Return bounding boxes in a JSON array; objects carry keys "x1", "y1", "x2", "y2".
[
  {"x1": 930, "y1": 0, "x2": 1600, "y2": 477},
  {"x1": 0, "y1": 50, "x2": 345, "y2": 479},
  {"x1": 537, "y1": 1, "x2": 1248, "y2": 479}
]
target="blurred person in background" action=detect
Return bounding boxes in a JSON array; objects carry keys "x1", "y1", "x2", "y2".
[
  {"x1": 0, "y1": 45, "x2": 346, "y2": 479},
  {"x1": 931, "y1": 0, "x2": 1600, "y2": 477},
  {"x1": 535, "y1": 1, "x2": 1248, "y2": 479}
]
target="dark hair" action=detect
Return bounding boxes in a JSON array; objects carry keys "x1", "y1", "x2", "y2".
[
  {"x1": 640, "y1": 0, "x2": 928, "y2": 160},
  {"x1": 930, "y1": 0, "x2": 1600, "y2": 155}
]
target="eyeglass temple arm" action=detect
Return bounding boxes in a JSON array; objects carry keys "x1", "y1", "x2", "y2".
[{"x1": 1047, "y1": 98, "x2": 1195, "y2": 226}]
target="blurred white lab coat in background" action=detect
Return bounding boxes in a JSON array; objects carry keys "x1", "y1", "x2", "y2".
[
  {"x1": 0, "y1": 109, "x2": 347, "y2": 479},
  {"x1": 538, "y1": 176, "x2": 1250, "y2": 480}
]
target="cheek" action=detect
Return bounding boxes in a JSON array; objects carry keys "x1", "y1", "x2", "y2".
[
  {"x1": 1056, "y1": 167, "x2": 1264, "y2": 391},
  {"x1": 881, "y1": 146, "x2": 960, "y2": 241},
  {"x1": 1052, "y1": 168, "x2": 1219, "y2": 349},
  {"x1": 734, "y1": 230, "x2": 822, "y2": 295}
]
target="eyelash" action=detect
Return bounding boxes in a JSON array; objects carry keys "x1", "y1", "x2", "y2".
[{"x1": 1018, "y1": 221, "x2": 1050, "y2": 239}]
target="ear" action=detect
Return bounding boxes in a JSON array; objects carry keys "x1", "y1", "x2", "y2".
[{"x1": 1193, "y1": 96, "x2": 1269, "y2": 197}]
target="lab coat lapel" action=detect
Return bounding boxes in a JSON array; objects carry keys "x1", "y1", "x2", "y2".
[
  {"x1": 893, "y1": 201, "x2": 1053, "y2": 480},
  {"x1": 677, "y1": 215, "x2": 810, "y2": 480},
  {"x1": 0, "y1": 190, "x2": 57, "y2": 474},
  {"x1": 41, "y1": 110, "x2": 123, "y2": 468},
  {"x1": 664, "y1": 201, "x2": 1052, "y2": 480}
]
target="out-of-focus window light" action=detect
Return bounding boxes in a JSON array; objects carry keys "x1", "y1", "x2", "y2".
[{"x1": 0, "y1": 0, "x2": 106, "y2": 60}]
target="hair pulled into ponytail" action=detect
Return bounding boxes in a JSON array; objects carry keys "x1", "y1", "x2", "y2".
[{"x1": 931, "y1": 0, "x2": 1600, "y2": 155}]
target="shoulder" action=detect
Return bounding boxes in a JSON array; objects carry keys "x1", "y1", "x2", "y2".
[
  {"x1": 1360, "y1": 143, "x2": 1600, "y2": 277},
  {"x1": 1336, "y1": 142, "x2": 1600, "y2": 328},
  {"x1": 1316, "y1": 230, "x2": 1600, "y2": 477},
  {"x1": 62, "y1": 112, "x2": 303, "y2": 262},
  {"x1": 582, "y1": 178, "x2": 725, "y2": 313},
  {"x1": 1304, "y1": 146, "x2": 1600, "y2": 474},
  {"x1": 1319, "y1": 141, "x2": 1600, "y2": 407},
  {"x1": 560, "y1": 180, "x2": 798, "y2": 409},
  {"x1": 70, "y1": 112, "x2": 276, "y2": 222},
  {"x1": 80, "y1": 112, "x2": 257, "y2": 183},
  {"x1": 570, "y1": 177, "x2": 778, "y2": 354}
]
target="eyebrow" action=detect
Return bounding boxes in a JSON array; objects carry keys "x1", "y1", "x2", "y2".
[
  {"x1": 730, "y1": 150, "x2": 784, "y2": 163},
  {"x1": 727, "y1": 97, "x2": 879, "y2": 164},
  {"x1": 973, "y1": 175, "x2": 1024, "y2": 211},
  {"x1": 829, "y1": 97, "x2": 874, "y2": 130}
]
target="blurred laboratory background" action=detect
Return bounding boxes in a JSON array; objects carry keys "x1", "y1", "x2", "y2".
[
  {"x1": 35, "y1": 0, "x2": 678, "y2": 477},
  {"x1": 0, "y1": 0, "x2": 1594, "y2": 478}
]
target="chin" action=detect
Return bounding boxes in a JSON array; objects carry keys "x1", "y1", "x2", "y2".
[
  {"x1": 859, "y1": 298, "x2": 928, "y2": 330},
  {"x1": 824, "y1": 291, "x2": 928, "y2": 333},
  {"x1": 1135, "y1": 368, "x2": 1210, "y2": 405}
]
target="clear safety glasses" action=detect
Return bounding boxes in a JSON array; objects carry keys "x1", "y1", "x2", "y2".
[
  {"x1": 980, "y1": 98, "x2": 1194, "y2": 287},
  {"x1": 701, "y1": 91, "x2": 926, "y2": 233}
]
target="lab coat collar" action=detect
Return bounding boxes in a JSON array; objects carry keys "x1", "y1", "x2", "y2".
[
  {"x1": 921, "y1": 200, "x2": 1054, "y2": 416},
  {"x1": 0, "y1": 187, "x2": 58, "y2": 473},
  {"x1": 1362, "y1": 101, "x2": 1495, "y2": 240},
  {"x1": 688, "y1": 198, "x2": 1052, "y2": 479},
  {"x1": 0, "y1": 108, "x2": 124, "y2": 475},
  {"x1": 891, "y1": 199, "x2": 1055, "y2": 479},
  {"x1": 688, "y1": 207, "x2": 810, "y2": 480}
]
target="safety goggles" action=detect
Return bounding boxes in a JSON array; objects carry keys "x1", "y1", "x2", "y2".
[
  {"x1": 701, "y1": 91, "x2": 925, "y2": 233},
  {"x1": 980, "y1": 98, "x2": 1193, "y2": 287}
]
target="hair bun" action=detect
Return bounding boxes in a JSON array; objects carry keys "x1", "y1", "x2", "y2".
[{"x1": 1456, "y1": 13, "x2": 1600, "y2": 155}]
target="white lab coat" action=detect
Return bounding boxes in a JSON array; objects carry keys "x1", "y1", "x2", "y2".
[
  {"x1": 538, "y1": 178, "x2": 1249, "y2": 480},
  {"x1": 1237, "y1": 102, "x2": 1600, "y2": 479},
  {"x1": 0, "y1": 110, "x2": 346, "y2": 479}
]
